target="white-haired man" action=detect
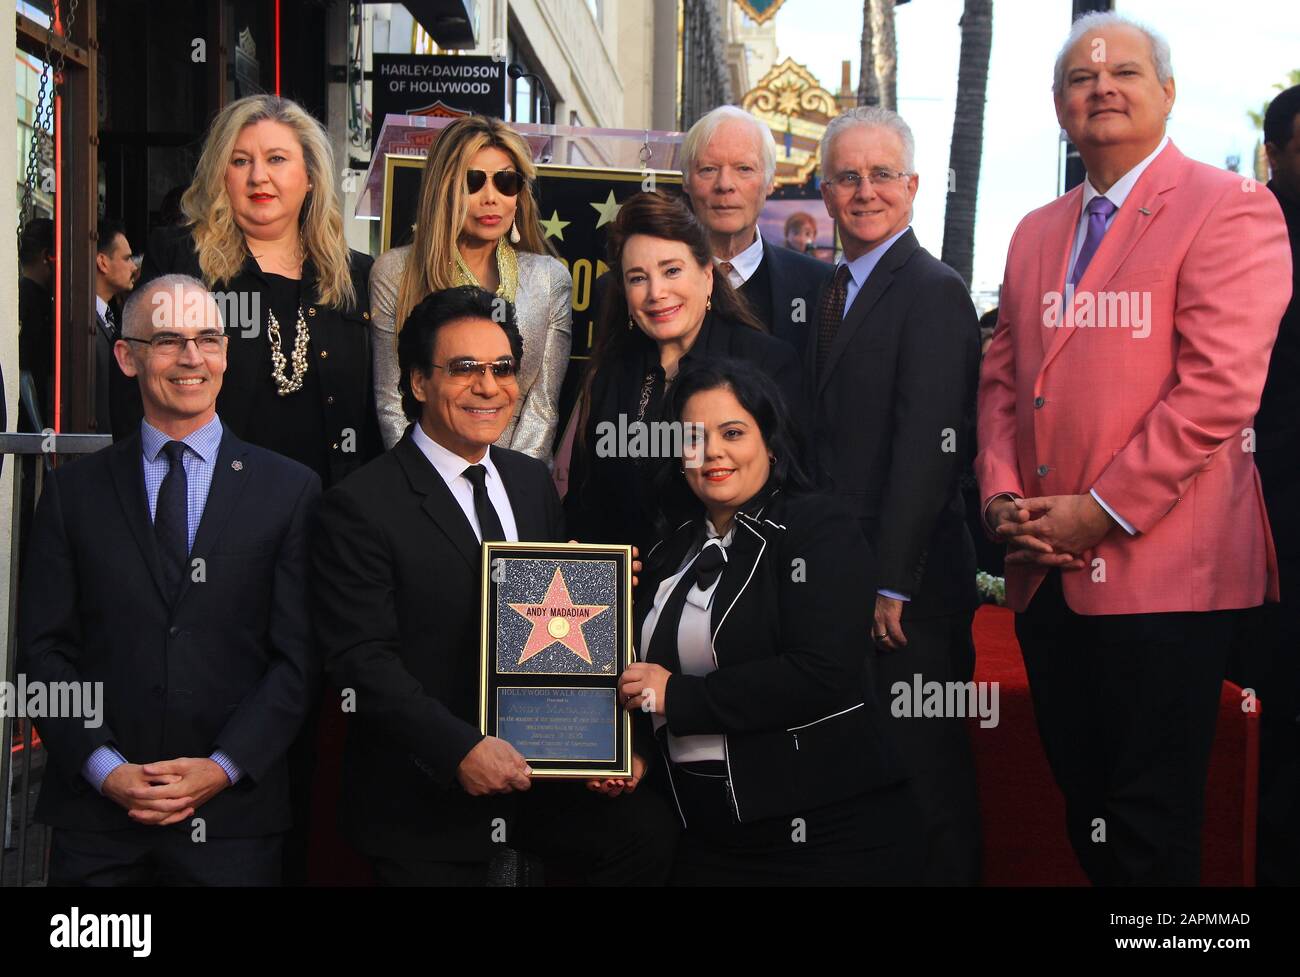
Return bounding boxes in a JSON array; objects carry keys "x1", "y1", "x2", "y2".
[
  {"x1": 812, "y1": 105, "x2": 983, "y2": 884},
  {"x1": 681, "y1": 105, "x2": 831, "y2": 352},
  {"x1": 977, "y1": 12, "x2": 1291, "y2": 884}
]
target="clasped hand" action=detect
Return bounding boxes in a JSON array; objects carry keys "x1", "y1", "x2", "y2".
[
  {"x1": 102, "y1": 757, "x2": 230, "y2": 826},
  {"x1": 989, "y1": 493, "x2": 1116, "y2": 569}
]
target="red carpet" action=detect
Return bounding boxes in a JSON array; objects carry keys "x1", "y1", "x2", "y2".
[
  {"x1": 971, "y1": 604, "x2": 1258, "y2": 886},
  {"x1": 306, "y1": 605, "x2": 1260, "y2": 886}
]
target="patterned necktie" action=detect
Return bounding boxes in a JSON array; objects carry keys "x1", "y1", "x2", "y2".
[
  {"x1": 105, "y1": 305, "x2": 119, "y2": 339},
  {"x1": 816, "y1": 263, "x2": 853, "y2": 377},
  {"x1": 1069, "y1": 196, "x2": 1117, "y2": 288},
  {"x1": 463, "y1": 464, "x2": 507, "y2": 542},
  {"x1": 155, "y1": 440, "x2": 189, "y2": 600}
]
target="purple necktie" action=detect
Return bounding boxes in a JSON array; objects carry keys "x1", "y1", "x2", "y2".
[{"x1": 1069, "y1": 195, "x2": 1117, "y2": 287}]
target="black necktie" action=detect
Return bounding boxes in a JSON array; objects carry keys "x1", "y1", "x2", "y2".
[
  {"x1": 155, "y1": 440, "x2": 189, "y2": 600},
  {"x1": 645, "y1": 536, "x2": 728, "y2": 670},
  {"x1": 816, "y1": 263, "x2": 853, "y2": 377},
  {"x1": 462, "y1": 464, "x2": 507, "y2": 542}
]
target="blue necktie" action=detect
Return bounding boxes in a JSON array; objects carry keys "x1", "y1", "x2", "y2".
[
  {"x1": 1069, "y1": 196, "x2": 1117, "y2": 288},
  {"x1": 155, "y1": 440, "x2": 189, "y2": 600}
]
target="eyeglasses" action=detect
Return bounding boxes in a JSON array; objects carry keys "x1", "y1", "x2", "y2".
[
  {"x1": 432, "y1": 357, "x2": 519, "y2": 381},
  {"x1": 466, "y1": 169, "x2": 524, "y2": 196},
  {"x1": 826, "y1": 168, "x2": 912, "y2": 192},
  {"x1": 122, "y1": 333, "x2": 228, "y2": 356}
]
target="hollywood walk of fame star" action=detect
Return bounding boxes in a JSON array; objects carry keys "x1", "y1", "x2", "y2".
[
  {"x1": 590, "y1": 190, "x2": 622, "y2": 229},
  {"x1": 539, "y1": 209, "x2": 570, "y2": 241},
  {"x1": 508, "y1": 566, "x2": 611, "y2": 665}
]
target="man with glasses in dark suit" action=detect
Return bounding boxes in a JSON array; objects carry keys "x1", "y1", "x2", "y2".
[
  {"x1": 19, "y1": 273, "x2": 320, "y2": 885},
  {"x1": 313, "y1": 286, "x2": 675, "y2": 885}
]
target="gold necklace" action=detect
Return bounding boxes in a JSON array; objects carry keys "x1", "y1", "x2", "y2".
[
  {"x1": 453, "y1": 239, "x2": 519, "y2": 303},
  {"x1": 267, "y1": 305, "x2": 311, "y2": 396}
]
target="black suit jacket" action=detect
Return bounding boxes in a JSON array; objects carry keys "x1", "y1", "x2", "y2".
[
  {"x1": 18, "y1": 425, "x2": 320, "y2": 836},
  {"x1": 1257, "y1": 182, "x2": 1300, "y2": 559},
  {"x1": 637, "y1": 489, "x2": 903, "y2": 824},
  {"x1": 312, "y1": 430, "x2": 565, "y2": 861},
  {"x1": 565, "y1": 312, "x2": 806, "y2": 554},
  {"x1": 806, "y1": 229, "x2": 980, "y2": 620},
  {"x1": 137, "y1": 226, "x2": 379, "y2": 487},
  {"x1": 741, "y1": 238, "x2": 833, "y2": 353}
]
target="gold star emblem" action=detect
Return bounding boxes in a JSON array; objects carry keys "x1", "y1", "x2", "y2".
[
  {"x1": 539, "y1": 209, "x2": 571, "y2": 241},
  {"x1": 590, "y1": 190, "x2": 622, "y2": 229}
]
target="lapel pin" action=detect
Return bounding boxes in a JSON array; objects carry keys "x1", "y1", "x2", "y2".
[
  {"x1": 1138, "y1": 207, "x2": 1152, "y2": 215},
  {"x1": 231, "y1": 460, "x2": 243, "y2": 471}
]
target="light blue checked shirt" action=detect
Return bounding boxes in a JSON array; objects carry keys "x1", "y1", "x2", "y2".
[{"x1": 82, "y1": 414, "x2": 243, "y2": 794}]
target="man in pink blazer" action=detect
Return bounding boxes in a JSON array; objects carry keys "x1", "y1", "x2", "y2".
[{"x1": 976, "y1": 12, "x2": 1292, "y2": 885}]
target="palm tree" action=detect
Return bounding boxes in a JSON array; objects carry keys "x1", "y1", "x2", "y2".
[
  {"x1": 857, "y1": 2, "x2": 879, "y2": 107},
  {"x1": 872, "y1": 0, "x2": 898, "y2": 111},
  {"x1": 856, "y1": 0, "x2": 896, "y2": 110},
  {"x1": 941, "y1": 0, "x2": 993, "y2": 287}
]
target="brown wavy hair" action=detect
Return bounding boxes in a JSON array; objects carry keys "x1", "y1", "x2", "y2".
[{"x1": 578, "y1": 190, "x2": 764, "y2": 442}]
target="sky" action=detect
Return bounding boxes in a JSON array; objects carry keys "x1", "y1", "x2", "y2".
[{"x1": 772, "y1": 0, "x2": 1300, "y2": 296}]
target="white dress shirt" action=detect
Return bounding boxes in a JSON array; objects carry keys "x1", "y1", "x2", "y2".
[
  {"x1": 639, "y1": 520, "x2": 734, "y2": 764},
  {"x1": 95, "y1": 294, "x2": 113, "y2": 336},
  {"x1": 410, "y1": 422, "x2": 519, "y2": 543},
  {"x1": 713, "y1": 231, "x2": 765, "y2": 289},
  {"x1": 1070, "y1": 134, "x2": 1168, "y2": 536}
]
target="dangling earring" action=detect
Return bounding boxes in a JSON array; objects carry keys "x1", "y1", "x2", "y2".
[
  {"x1": 706, "y1": 293, "x2": 713, "y2": 311},
  {"x1": 509, "y1": 220, "x2": 521, "y2": 245},
  {"x1": 627, "y1": 316, "x2": 634, "y2": 331}
]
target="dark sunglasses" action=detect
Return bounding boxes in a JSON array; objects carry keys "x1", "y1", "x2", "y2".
[{"x1": 466, "y1": 169, "x2": 524, "y2": 196}]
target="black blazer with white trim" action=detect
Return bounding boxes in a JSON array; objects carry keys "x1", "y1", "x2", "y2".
[{"x1": 634, "y1": 487, "x2": 905, "y2": 825}]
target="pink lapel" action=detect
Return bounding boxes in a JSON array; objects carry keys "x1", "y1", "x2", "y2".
[
  {"x1": 1039, "y1": 142, "x2": 1183, "y2": 374},
  {"x1": 1037, "y1": 190, "x2": 1080, "y2": 356}
]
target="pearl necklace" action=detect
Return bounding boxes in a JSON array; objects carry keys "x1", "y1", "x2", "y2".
[{"x1": 267, "y1": 305, "x2": 311, "y2": 396}]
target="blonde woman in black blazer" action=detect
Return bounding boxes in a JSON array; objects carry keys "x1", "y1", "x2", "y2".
[{"x1": 591, "y1": 359, "x2": 922, "y2": 885}]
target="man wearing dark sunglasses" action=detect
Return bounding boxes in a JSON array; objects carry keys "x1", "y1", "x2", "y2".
[{"x1": 313, "y1": 286, "x2": 677, "y2": 885}]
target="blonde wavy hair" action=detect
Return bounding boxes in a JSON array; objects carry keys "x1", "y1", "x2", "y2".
[
  {"x1": 181, "y1": 94, "x2": 357, "y2": 310},
  {"x1": 394, "y1": 115, "x2": 551, "y2": 332}
]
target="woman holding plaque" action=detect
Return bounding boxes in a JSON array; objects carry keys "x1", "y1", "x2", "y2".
[
  {"x1": 140, "y1": 94, "x2": 378, "y2": 489},
  {"x1": 370, "y1": 115, "x2": 572, "y2": 459},
  {"x1": 592, "y1": 359, "x2": 920, "y2": 885},
  {"x1": 565, "y1": 191, "x2": 805, "y2": 555}
]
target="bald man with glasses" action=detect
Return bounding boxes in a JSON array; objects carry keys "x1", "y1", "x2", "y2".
[{"x1": 19, "y1": 273, "x2": 321, "y2": 885}]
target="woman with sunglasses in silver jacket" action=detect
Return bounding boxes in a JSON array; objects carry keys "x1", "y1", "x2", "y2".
[{"x1": 370, "y1": 115, "x2": 572, "y2": 459}]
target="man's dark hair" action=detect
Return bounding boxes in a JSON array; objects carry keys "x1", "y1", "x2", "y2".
[
  {"x1": 18, "y1": 217, "x2": 54, "y2": 265},
  {"x1": 1264, "y1": 84, "x2": 1300, "y2": 150},
  {"x1": 97, "y1": 218, "x2": 128, "y2": 256},
  {"x1": 396, "y1": 285, "x2": 525, "y2": 422}
]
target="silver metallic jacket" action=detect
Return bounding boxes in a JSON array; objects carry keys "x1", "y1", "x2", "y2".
[{"x1": 369, "y1": 245, "x2": 574, "y2": 460}]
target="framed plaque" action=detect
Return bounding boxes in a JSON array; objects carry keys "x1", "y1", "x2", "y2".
[{"x1": 479, "y1": 542, "x2": 634, "y2": 779}]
